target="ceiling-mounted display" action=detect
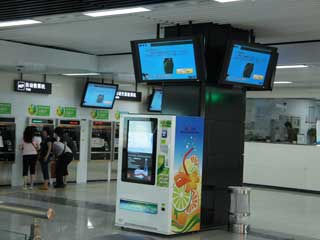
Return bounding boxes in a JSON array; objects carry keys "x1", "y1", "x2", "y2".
[
  {"x1": 219, "y1": 42, "x2": 278, "y2": 90},
  {"x1": 131, "y1": 36, "x2": 206, "y2": 83},
  {"x1": 14, "y1": 80, "x2": 52, "y2": 94},
  {"x1": 81, "y1": 82, "x2": 118, "y2": 109}
]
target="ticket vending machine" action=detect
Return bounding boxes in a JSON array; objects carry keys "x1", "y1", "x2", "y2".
[
  {"x1": 88, "y1": 121, "x2": 119, "y2": 181},
  {"x1": 0, "y1": 118, "x2": 15, "y2": 162},
  {"x1": 28, "y1": 118, "x2": 55, "y2": 141},
  {"x1": 56, "y1": 119, "x2": 81, "y2": 161},
  {"x1": 116, "y1": 114, "x2": 204, "y2": 235}
]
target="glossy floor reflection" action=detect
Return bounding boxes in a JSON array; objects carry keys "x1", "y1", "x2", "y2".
[{"x1": 0, "y1": 183, "x2": 319, "y2": 240}]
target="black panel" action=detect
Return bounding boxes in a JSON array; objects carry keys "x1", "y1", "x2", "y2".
[
  {"x1": 162, "y1": 85, "x2": 201, "y2": 116},
  {"x1": 0, "y1": 0, "x2": 184, "y2": 21}
]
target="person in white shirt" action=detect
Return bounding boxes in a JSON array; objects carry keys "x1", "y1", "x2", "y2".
[
  {"x1": 20, "y1": 126, "x2": 40, "y2": 190},
  {"x1": 52, "y1": 127, "x2": 74, "y2": 188}
]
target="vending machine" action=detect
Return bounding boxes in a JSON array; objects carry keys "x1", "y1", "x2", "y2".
[
  {"x1": 0, "y1": 118, "x2": 15, "y2": 162},
  {"x1": 56, "y1": 119, "x2": 81, "y2": 160},
  {"x1": 116, "y1": 114, "x2": 204, "y2": 235}
]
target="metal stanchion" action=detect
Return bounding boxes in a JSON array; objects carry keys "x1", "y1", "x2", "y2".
[
  {"x1": 0, "y1": 202, "x2": 55, "y2": 240},
  {"x1": 228, "y1": 186, "x2": 251, "y2": 234}
]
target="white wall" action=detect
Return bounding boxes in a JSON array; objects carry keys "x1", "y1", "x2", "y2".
[
  {"x1": 0, "y1": 71, "x2": 149, "y2": 186},
  {"x1": 244, "y1": 142, "x2": 320, "y2": 191},
  {"x1": 245, "y1": 87, "x2": 320, "y2": 190}
]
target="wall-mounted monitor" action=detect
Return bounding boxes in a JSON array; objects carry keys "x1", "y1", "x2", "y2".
[
  {"x1": 219, "y1": 42, "x2": 278, "y2": 90},
  {"x1": 148, "y1": 89, "x2": 163, "y2": 112},
  {"x1": 122, "y1": 118, "x2": 157, "y2": 185},
  {"x1": 131, "y1": 36, "x2": 206, "y2": 83},
  {"x1": 81, "y1": 82, "x2": 118, "y2": 109}
]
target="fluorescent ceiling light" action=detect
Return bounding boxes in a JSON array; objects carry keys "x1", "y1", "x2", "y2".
[
  {"x1": 274, "y1": 81, "x2": 293, "y2": 84},
  {"x1": 213, "y1": 0, "x2": 241, "y2": 3},
  {"x1": 63, "y1": 73, "x2": 101, "y2": 76},
  {"x1": 0, "y1": 19, "x2": 42, "y2": 28},
  {"x1": 276, "y1": 65, "x2": 308, "y2": 69},
  {"x1": 83, "y1": 7, "x2": 151, "y2": 17}
]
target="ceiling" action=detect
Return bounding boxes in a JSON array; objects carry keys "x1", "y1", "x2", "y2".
[
  {"x1": 0, "y1": 0, "x2": 319, "y2": 87},
  {"x1": 0, "y1": 0, "x2": 319, "y2": 55}
]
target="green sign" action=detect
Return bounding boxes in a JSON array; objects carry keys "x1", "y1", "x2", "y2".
[
  {"x1": 0, "y1": 103, "x2": 12, "y2": 115},
  {"x1": 157, "y1": 155, "x2": 169, "y2": 188},
  {"x1": 56, "y1": 106, "x2": 77, "y2": 118},
  {"x1": 91, "y1": 109, "x2": 109, "y2": 120},
  {"x1": 160, "y1": 120, "x2": 172, "y2": 128},
  {"x1": 28, "y1": 104, "x2": 51, "y2": 117}
]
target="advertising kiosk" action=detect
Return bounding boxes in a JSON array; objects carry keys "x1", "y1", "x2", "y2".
[{"x1": 116, "y1": 114, "x2": 204, "y2": 235}]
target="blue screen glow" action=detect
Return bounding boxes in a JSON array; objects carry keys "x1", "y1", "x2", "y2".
[
  {"x1": 138, "y1": 40, "x2": 198, "y2": 81},
  {"x1": 226, "y1": 44, "x2": 272, "y2": 86},
  {"x1": 149, "y1": 90, "x2": 163, "y2": 112},
  {"x1": 82, "y1": 83, "x2": 117, "y2": 108}
]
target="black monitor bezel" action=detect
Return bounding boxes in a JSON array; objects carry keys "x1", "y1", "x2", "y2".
[
  {"x1": 219, "y1": 41, "x2": 278, "y2": 90},
  {"x1": 80, "y1": 82, "x2": 119, "y2": 109},
  {"x1": 148, "y1": 89, "x2": 163, "y2": 113},
  {"x1": 131, "y1": 36, "x2": 207, "y2": 83},
  {"x1": 122, "y1": 118, "x2": 158, "y2": 185}
]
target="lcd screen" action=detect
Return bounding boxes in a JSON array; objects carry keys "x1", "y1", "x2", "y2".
[
  {"x1": 136, "y1": 39, "x2": 199, "y2": 81},
  {"x1": 81, "y1": 83, "x2": 118, "y2": 109},
  {"x1": 126, "y1": 120, "x2": 157, "y2": 184},
  {"x1": 225, "y1": 44, "x2": 273, "y2": 87},
  {"x1": 149, "y1": 90, "x2": 163, "y2": 112}
]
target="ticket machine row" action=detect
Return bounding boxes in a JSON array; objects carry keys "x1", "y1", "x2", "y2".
[{"x1": 0, "y1": 117, "x2": 119, "y2": 163}]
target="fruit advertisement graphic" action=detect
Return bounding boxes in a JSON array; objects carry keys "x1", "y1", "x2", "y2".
[{"x1": 172, "y1": 116, "x2": 204, "y2": 233}]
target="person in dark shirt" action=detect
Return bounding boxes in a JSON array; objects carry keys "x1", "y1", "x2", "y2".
[
  {"x1": 284, "y1": 122, "x2": 297, "y2": 143},
  {"x1": 39, "y1": 127, "x2": 53, "y2": 190}
]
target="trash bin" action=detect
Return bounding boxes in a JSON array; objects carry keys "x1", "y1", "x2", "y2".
[{"x1": 228, "y1": 186, "x2": 251, "y2": 234}]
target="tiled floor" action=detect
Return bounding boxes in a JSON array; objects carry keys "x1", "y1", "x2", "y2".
[{"x1": 0, "y1": 183, "x2": 319, "y2": 240}]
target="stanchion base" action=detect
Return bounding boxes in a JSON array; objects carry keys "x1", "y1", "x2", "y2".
[{"x1": 229, "y1": 223, "x2": 250, "y2": 235}]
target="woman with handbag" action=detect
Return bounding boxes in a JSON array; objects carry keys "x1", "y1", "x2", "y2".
[
  {"x1": 20, "y1": 126, "x2": 40, "y2": 190},
  {"x1": 38, "y1": 127, "x2": 54, "y2": 190},
  {"x1": 52, "y1": 127, "x2": 74, "y2": 188}
]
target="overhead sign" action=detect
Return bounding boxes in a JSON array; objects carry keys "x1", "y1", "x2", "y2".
[
  {"x1": 115, "y1": 90, "x2": 142, "y2": 102},
  {"x1": 14, "y1": 80, "x2": 52, "y2": 94}
]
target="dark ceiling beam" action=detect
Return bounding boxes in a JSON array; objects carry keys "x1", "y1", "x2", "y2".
[{"x1": 0, "y1": 0, "x2": 184, "y2": 22}]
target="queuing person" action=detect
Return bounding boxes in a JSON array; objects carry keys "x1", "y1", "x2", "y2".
[
  {"x1": 21, "y1": 126, "x2": 40, "y2": 190},
  {"x1": 52, "y1": 127, "x2": 74, "y2": 188},
  {"x1": 38, "y1": 127, "x2": 53, "y2": 190}
]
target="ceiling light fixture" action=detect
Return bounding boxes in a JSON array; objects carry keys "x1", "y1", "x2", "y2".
[
  {"x1": 63, "y1": 73, "x2": 101, "y2": 76},
  {"x1": 213, "y1": 0, "x2": 241, "y2": 3},
  {"x1": 83, "y1": 7, "x2": 151, "y2": 18},
  {"x1": 274, "y1": 81, "x2": 293, "y2": 84},
  {"x1": 276, "y1": 65, "x2": 309, "y2": 69},
  {"x1": 0, "y1": 19, "x2": 42, "y2": 28}
]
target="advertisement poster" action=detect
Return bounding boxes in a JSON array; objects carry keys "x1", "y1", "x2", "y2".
[
  {"x1": 91, "y1": 110, "x2": 109, "y2": 120},
  {"x1": 171, "y1": 116, "x2": 204, "y2": 233},
  {"x1": 56, "y1": 106, "x2": 77, "y2": 118},
  {"x1": 28, "y1": 104, "x2": 50, "y2": 117},
  {"x1": 157, "y1": 155, "x2": 169, "y2": 188},
  {"x1": 0, "y1": 103, "x2": 12, "y2": 115}
]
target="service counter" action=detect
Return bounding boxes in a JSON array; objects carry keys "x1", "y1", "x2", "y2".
[{"x1": 244, "y1": 142, "x2": 320, "y2": 191}]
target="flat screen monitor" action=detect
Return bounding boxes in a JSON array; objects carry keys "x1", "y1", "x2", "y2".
[
  {"x1": 123, "y1": 119, "x2": 157, "y2": 185},
  {"x1": 81, "y1": 82, "x2": 118, "y2": 109},
  {"x1": 131, "y1": 37, "x2": 206, "y2": 83},
  {"x1": 148, "y1": 89, "x2": 163, "y2": 112},
  {"x1": 220, "y1": 42, "x2": 278, "y2": 90}
]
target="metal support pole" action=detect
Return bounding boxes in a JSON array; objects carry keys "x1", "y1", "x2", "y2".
[{"x1": 156, "y1": 23, "x2": 161, "y2": 39}]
